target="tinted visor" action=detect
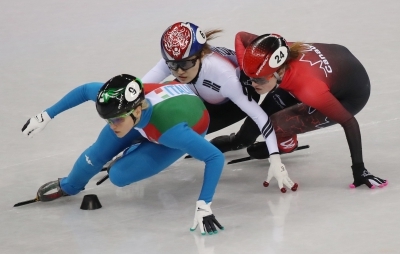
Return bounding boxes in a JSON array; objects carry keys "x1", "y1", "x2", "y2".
[
  {"x1": 166, "y1": 56, "x2": 199, "y2": 71},
  {"x1": 105, "y1": 110, "x2": 133, "y2": 125},
  {"x1": 249, "y1": 77, "x2": 268, "y2": 85}
]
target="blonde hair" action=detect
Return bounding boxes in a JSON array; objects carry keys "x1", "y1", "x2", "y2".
[
  {"x1": 200, "y1": 31, "x2": 307, "y2": 69},
  {"x1": 140, "y1": 99, "x2": 149, "y2": 110},
  {"x1": 279, "y1": 42, "x2": 308, "y2": 72}
]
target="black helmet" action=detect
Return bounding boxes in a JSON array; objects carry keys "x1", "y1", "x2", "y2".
[{"x1": 96, "y1": 74, "x2": 145, "y2": 119}]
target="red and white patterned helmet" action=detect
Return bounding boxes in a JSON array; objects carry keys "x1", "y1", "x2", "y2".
[{"x1": 161, "y1": 22, "x2": 207, "y2": 61}]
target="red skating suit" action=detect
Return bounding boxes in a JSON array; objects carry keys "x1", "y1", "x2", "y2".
[{"x1": 236, "y1": 32, "x2": 370, "y2": 165}]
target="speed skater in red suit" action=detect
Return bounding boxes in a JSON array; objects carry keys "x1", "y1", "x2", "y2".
[{"x1": 211, "y1": 31, "x2": 387, "y2": 189}]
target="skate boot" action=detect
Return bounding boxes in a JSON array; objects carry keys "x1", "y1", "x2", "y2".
[
  {"x1": 209, "y1": 133, "x2": 246, "y2": 153},
  {"x1": 37, "y1": 178, "x2": 68, "y2": 202},
  {"x1": 247, "y1": 142, "x2": 269, "y2": 159}
]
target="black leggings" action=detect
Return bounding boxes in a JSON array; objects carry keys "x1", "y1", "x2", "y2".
[
  {"x1": 204, "y1": 90, "x2": 260, "y2": 134},
  {"x1": 234, "y1": 81, "x2": 370, "y2": 147},
  {"x1": 234, "y1": 88, "x2": 299, "y2": 147}
]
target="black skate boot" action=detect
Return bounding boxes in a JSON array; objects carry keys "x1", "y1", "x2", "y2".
[{"x1": 209, "y1": 133, "x2": 247, "y2": 153}]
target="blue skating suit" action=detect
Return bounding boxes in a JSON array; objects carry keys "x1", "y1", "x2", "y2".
[{"x1": 45, "y1": 82, "x2": 224, "y2": 203}]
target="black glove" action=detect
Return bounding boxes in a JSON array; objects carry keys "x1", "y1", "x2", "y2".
[
  {"x1": 239, "y1": 70, "x2": 254, "y2": 101},
  {"x1": 190, "y1": 200, "x2": 224, "y2": 235},
  {"x1": 202, "y1": 214, "x2": 224, "y2": 234},
  {"x1": 350, "y1": 163, "x2": 387, "y2": 189}
]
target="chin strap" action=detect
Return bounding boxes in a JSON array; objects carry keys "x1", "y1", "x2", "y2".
[{"x1": 188, "y1": 62, "x2": 202, "y2": 85}]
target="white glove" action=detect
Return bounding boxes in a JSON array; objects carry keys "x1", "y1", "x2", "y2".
[
  {"x1": 263, "y1": 154, "x2": 298, "y2": 193},
  {"x1": 21, "y1": 111, "x2": 51, "y2": 138},
  {"x1": 190, "y1": 200, "x2": 224, "y2": 235}
]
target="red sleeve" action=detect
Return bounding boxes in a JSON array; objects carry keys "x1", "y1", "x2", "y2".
[
  {"x1": 288, "y1": 76, "x2": 364, "y2": 165},
  {"x1": 143, "y1": 83, "x2": 167, "y2": 94},
  {"x1": 283, "y1": 74, "x2": 353, "y2": 124},
  {"x1": 235, "y1": 31, "x2": 259, "y2": 69}
]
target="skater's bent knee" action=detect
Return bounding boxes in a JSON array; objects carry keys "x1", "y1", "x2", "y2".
[{"x1": 109, "y1": 173, "x2": 127, "y2": 187}]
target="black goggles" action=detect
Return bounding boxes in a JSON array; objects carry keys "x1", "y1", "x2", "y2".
[
  {"x1": 249, "y1": 77, "x2": 268, "y2": 85},
  {"x1": 166, "y1": 55, "x2": 200, "y2": 71}
]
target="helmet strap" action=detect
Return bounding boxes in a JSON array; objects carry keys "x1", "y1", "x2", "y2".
[
  {"x1": 188, "y1": 62, "x2": 202, "y2": 85},
  {"x1": 273, "y1": 72, "x2": 282, "y2": 85},
  {"x1": 129, "y1": 103, "x2": 145, "y2": 125},
  {"x1": 129, "y1": 105, "x2": 140, "y2": 125},
  {"x1": 270, "y1": 72, "x2": 282, "y2": 92},
  {"x1": 130, "y1": 113, "x2": 137, "y2": 125}
]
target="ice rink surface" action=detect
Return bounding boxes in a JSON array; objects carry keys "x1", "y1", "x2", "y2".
[{"x1": 1, "y1": 0, "x2": 400, "y2": 253}]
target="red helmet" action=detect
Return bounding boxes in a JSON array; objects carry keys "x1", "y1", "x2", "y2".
[{"x1": 242, "y1": 34, "x2": 289, "y2": 78}]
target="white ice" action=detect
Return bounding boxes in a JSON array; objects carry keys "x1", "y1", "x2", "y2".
[{"x1": 1, "y1": 0, "x2": 400, "y2": 253}]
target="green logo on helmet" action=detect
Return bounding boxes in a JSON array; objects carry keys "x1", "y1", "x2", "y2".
[{"x1": 99, "y1": 88, "x2": 124, "y2": 103}]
